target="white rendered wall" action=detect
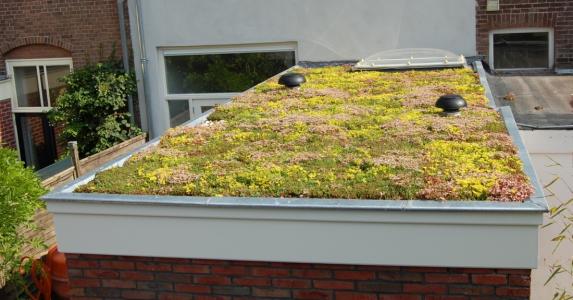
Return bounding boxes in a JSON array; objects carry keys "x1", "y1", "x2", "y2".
[
  {"x1": 48, "y1": 199, "x2": 542, "y2": 269},
  {"x1": 128, "y1": 0, "x2": 477, "y2": 137}
]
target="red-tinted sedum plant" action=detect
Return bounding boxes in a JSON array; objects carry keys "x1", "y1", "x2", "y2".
[{"x1": 78, "y1": 66, "x2": 533, "y2": 202}]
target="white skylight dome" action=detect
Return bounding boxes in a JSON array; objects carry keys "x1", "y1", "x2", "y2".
[{"x1": 354, "y1": 48, "x2": 466, "y2": 70}]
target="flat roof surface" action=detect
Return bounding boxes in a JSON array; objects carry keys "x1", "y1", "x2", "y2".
[
  {"x1": 79, "y1": 66, "x2": 534, "y2": 202},
  {"x1": 487, "y1": 74, "x2": 573, "y2": 128}
]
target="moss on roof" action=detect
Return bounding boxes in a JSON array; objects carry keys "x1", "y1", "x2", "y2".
[{"x1": 78, "y1": 66, "x2": 533, "y2": 201}]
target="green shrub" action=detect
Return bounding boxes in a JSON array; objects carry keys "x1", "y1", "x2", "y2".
[
  {"x1": 49, "y1": 60, "x2": 142, "y2": 157},
  {"x1": 544, "y1": 192, "x2": 573, "y2": 300},
  {"x1": 0, "y1": 147, "x2": 46, "y2": 283}
]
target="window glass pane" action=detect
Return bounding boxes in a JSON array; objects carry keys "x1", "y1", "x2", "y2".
[
  {"x1": 46, "y1": 65, "x2": 71, "y2": 106},
  {"x1": 493, "y1": 32, "x2": 549, "y2": 69},
  {"x1": 201, "y1": 106, "x2": 215, "y2": 113},
  {"x1": 168, "y1": 100, "x2": 190, "y2": 128},
  {"x1": 14, "y1": 66, "x2": 42, "y2": 107},
  {"x1": 165, "y1": 51, "x2": 295, "y2": 94},
  {"x1": 191, "y1": 99, "x2": 230, "y2": 120}
]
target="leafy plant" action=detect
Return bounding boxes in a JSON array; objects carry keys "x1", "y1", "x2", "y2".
[
  {"x1": 0, "y1": 148, "x2": 46, "y2": 284},
  {"x1": 543, "y1": 172, "x2": 573, "y2": 300},
  {"x1": 79, "y1": 67, "x2": 532, "y2": 201},
  {"x1": 49, "y1": 59, "x2": 141, "y2": 157}
]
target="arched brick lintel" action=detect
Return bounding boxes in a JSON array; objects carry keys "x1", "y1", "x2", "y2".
[{"x1": 0, "y1": 36, "x2": 73, "y2": 55}]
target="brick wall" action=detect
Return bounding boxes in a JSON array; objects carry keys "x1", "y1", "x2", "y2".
[
  {"x1": 476, "y1": 0, "x2": 573, "y2": 68},
  {"x1": 0, "y1": 0, "x2": 130, "y2": 76},
  {"x1": 0, "y1": 98, "x2": 15, "y2": 148},
  {"x1": 0, "y1": 0, "x2": 133, "y2": 151},
  {"x1": 66, "y1": 254, "x2": 531, "y2": 300}
]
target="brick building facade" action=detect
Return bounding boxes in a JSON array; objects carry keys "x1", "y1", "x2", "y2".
[
  {"x1": 0, "y1": 0, "x2": 130, "y2": 168},
  {"x1": 476, "y1": 0, "x2": 573, "y2": 69},
  {"x1": 0, "y1": 0, "x2": 129, "y2": 77},
  {"x1": 66, "y1": 254, "x2": 531, "y2": 300}
]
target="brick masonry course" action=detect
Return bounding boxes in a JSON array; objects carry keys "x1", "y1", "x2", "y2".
[{"x1": 66, "y1": 254, "x2": 531, "y2": 300}]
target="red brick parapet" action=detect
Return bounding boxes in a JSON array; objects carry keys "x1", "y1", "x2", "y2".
[{"x1": 66, "y1": 254, "x2": 531, "y2": 300}]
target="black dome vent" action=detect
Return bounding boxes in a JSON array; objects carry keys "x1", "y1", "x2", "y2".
[
  {"x1": 278, "y1": 73, "x2": 306, "y2": 88},
  {"x1": 436, "y1": 94, "x2": 467, "y2": 116}
]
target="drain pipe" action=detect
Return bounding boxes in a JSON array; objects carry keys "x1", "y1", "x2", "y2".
[
  {"x1": 134, "y1": 0, "x2": 154, "y2": 137},
  {"x1": 117, "y1": 0, "x2": 134, "y2": 125}
]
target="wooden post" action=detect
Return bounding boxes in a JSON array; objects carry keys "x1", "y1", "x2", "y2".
[{"x1": 68, "y1": 141, "x2": 82, "y2": 178}]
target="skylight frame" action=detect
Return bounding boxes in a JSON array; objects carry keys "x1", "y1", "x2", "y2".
[{"x1": 353, "y1": 48, "x2": 466, "y2": 71}]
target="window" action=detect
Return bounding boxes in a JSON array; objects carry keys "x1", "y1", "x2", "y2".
[
  {"x1": 168, "y1": 100, "x2": 190, "y2": 128},
  {"x1": 7, "y1": 58, "x2": 73, "y2": 111},
  {"x1": 162, "y1": 43, "x2": 297, "y2": 128},
  {"x1": 168, "y1": 98, "x2": 231, "y2": 127},
  {"x1": 6, "y1": 58, "x2": 72, "y2": 169},
  {"x1": 165, "y1": 51, "x2": 295, "y2": 94},
  {"x1": 490, "y1": 29, "x2": 553, "y2": 70}
]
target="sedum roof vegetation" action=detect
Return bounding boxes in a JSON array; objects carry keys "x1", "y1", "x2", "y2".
[{"x1": 79, "y1": 66, "x2": 534, "y2": 202}]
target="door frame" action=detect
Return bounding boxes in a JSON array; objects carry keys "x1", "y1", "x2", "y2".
[
  {"x1": 489, "y1": 27, "x2": 554, "y2": 71},
  {"x1": 14, "y1": 113, "x2": 57, "y2": 169}
]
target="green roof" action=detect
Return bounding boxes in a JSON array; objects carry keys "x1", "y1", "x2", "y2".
[{"x1": 79, "y1": 66, "x2": 533, "y2": 202}]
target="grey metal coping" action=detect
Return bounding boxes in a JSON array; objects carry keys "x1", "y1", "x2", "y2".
[
  {"x1": 474, "y1": 61, "x2": 497, "y2": 108},
  {"x1": 43, "y1": 62, "x2": 548, "y2": 213}
]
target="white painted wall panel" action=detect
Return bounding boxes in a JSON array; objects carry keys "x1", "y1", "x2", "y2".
[
  {"x1": 49, "y1": 200, "x2": 541, "y2": 269},
  {"x1": 129, "y1": 0, "x2": 476, "y2": 136}
]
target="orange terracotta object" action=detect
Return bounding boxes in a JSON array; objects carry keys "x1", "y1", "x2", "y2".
[{"x1": 47, "y1": 246, "x2": 70, "y2": 300}]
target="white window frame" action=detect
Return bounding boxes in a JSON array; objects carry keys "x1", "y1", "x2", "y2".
[
  {"x1": 159, "y1": 42, "x2": 298, "y2": 128},
  {"x1": 489, "y1": 28, "x2": 554, "y2": 71},
  {"x1": 6, "y1": 57, "x2": 73, "y2": 162},
  {"x1": 6, "y1": 57, "x2": 73, "y2": 113}
]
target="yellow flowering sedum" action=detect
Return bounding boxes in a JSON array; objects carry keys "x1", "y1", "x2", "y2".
[{"x1": 79, "y1": 66, "x2": 533, "y2": 201}]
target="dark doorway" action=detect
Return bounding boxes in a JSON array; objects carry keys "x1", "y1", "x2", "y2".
[
  {"x1": 493, "y1": 31, "x2": 551, "y2": 69},
  {"x1": 15, "y1": 113, "x2": 57, "y2": 170}
]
